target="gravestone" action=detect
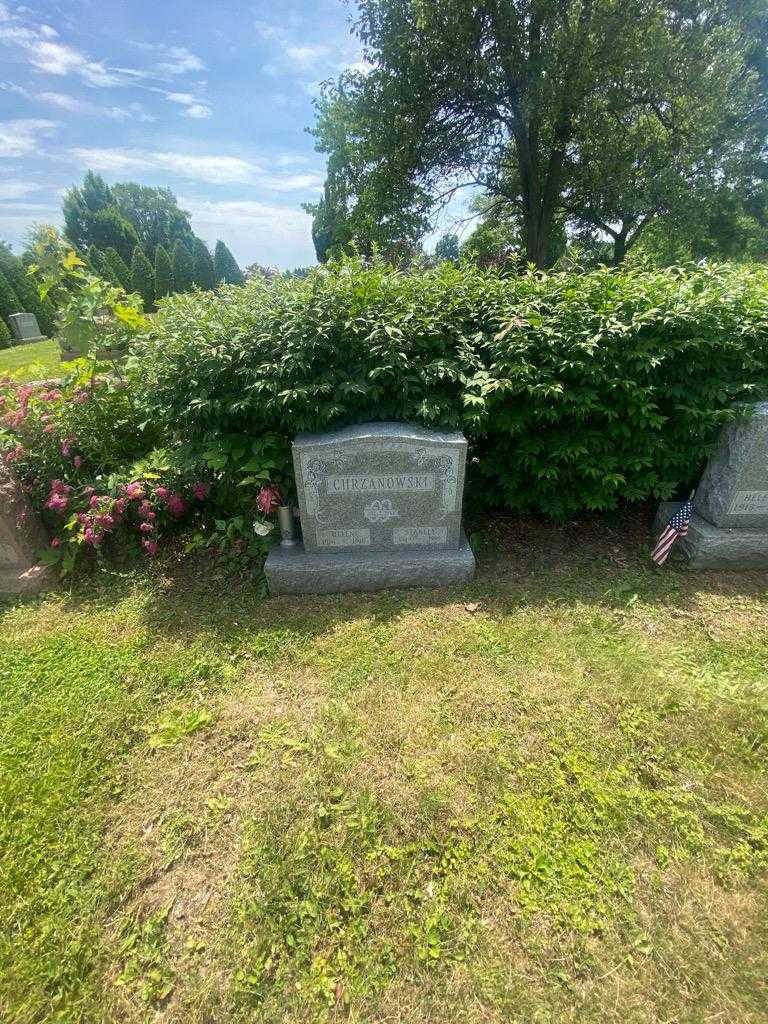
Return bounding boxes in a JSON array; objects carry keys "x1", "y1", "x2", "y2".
[
  {"x1": 654, "y1": 402, "x2": 768, "y2": 569},
  {"x1": 0, "y1": 466, "x2": 52, "y2": 594},
  {"x1": 265, "y1": 422, "x2": 476, "y2": 594},
  {"x1": 8, "y1": 312, "x2": 45, "y2": 345}
]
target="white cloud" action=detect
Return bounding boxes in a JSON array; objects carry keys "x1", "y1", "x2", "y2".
[
  {"x1": 179, "y1": 196, "x2": 315, "y2": 270},
  {"x1": 257, "y1": 172, "x2": 324, "y2": 192},
  {"x1": 68, "y1": 147, "x2": 257, "y2": 184},
  {"x1": 1, "y1": 82, "x2": 155, "y2": 121},
  {"x1": 165, "y1": 91, "x2": 212, "y2": 119},
  {"x1": 284, "y1": 44, "x2": 330, "y2": 69},
  {"x1": 0, "y1": 178, "x2": 39, "y2": 200},
  {"x1": 0, "y1": 9, "x2": 204, "y2": 89},
  {"x1": 184, "y1": 103, "x2": 212, "y2": 119},
  {"x1": 0, "y1": 118, "x2": 57, "y2": 157},
  {"x1": 166, "y1": 91, "x2": 195, "y2": 105},
  {"x1": 153, "y1": 46, "x2": 204, "y2": 76}
]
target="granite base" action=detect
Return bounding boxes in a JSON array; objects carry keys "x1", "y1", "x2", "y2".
[
  {"x1": 654, "y1": 502, "x2": 768, "y2": 570},
  {"x1": 0, "y1": 563, "x2": 53, "y2": 596},
  {"x1": 265, "y1": 533, "x2": 476, "y2": 595}
]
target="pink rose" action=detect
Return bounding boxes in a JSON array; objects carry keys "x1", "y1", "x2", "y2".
[
  {"x1": 51, "y1": 537, "x2": 61, "y2": 548},
  {"x1": 166, "y1": 492, "x2": 186, "y2": 518},
  {"x1": 73, "y1": 455, "x2": 82, "y2": 469},
  {"x1": 257, "y1": 484, "x2": 282, "y2": 516},
  {"x1": 46, "y1": 493, "x2": 69, "y2": 512},
  {"x1": 154, "y1": 486, "x2": 169, "y2": 500},
  {"x1": 142, "y1": 539, "x2": 158, "y2": 556}
]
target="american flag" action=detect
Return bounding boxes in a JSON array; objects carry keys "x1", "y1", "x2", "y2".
[{"x1": 651, "y1": 499, "x2": 693, "y2": 566}]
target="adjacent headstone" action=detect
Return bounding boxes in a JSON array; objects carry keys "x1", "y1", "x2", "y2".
[
  {"x1": 265, "y1": 422, "x2": 476, "y2": 594},
  {"x1": 0, "y1": 466, "x2": 52, "y2": 594},
  {"x1": 8, "y1": 312, "x2": 45, "y2": 345},
  {"x1": 653, "y1": 402, "x2": 768, "y2": 569}
]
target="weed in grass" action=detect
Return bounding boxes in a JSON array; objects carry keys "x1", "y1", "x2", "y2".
[
  {"x1": 147, "y1": 708, "x2": 213, "y2": 749},
  {"x1": 115, "y1": 905, "x2": 175, "y2": 1006}
]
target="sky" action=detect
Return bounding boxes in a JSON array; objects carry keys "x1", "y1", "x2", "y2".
[{"x1": 0, "y1": 0, "x2": 374, "y2": 269}]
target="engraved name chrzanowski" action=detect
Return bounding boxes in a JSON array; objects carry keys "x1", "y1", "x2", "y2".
[
  {"x1": 300, "y1": 443, "x2": 460, "y2": 527},
  {"x1": 328, "y1": 473, "x2": 433, "y2": 493}
]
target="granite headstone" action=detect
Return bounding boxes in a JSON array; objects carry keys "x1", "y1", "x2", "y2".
[
  {"x1": 654, "y1": 402, "x2": 768, "y2": 569},
  {"x1": 265, "y1": 422, "x2": 476, "y2": 594},
  {"x1": 9, "y1": 312, "x2": 45, "y2": 344},
  {"x1": 0, "y1": 465, "x2": 52, "y2": 594}
]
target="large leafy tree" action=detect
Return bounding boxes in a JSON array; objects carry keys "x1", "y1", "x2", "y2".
[
  {"x1": 307, "y1": 82, "x2": 431, "y2": 261},
  {"x1": 313, "y1": 0, "x2": 765, "y2": 268},
  {"x1": 111, "y1": 183, "x2": 195, "y2": 256},
  {"x1": 63, "y1": 172, "x2": 138, "y2": 262}
]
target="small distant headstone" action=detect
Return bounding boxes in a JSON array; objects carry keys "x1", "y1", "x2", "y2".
[
  {"x1": 265, "y1": 422, "x2": 476, "y2": 594},
  {"x1": 654, "y1": 402, "x2": 768, "y2": 569},
  {"x1": 9, "y1": 312, "x2": 45, "y2": 345},
  {"x1": 0, "y1": 466, "x2": 52, "y2": 594}
]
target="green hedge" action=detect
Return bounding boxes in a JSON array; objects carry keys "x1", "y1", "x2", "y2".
[{"x1": 131, "y1": 259, "x2": 768, "y2": 517}]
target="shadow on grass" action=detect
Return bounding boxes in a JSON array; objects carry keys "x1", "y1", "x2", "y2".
[{"x1": 22, "y1": 505, "x2": 765, "y2": 656}]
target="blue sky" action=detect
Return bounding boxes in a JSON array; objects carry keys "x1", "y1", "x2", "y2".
[{"x1": 0, "y1": 0, "x2": 375, "y2": 268}]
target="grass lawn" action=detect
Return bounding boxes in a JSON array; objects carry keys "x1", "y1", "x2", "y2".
[
  {"x1": 0, "y1": 338, "x2": 62, "y2": 381},
  {"x1": 1, "y1": 516, "x2": 766, "y2": 1023}
]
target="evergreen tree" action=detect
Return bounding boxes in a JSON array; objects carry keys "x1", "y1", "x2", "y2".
[
  {"x1": 89, "y1": 208, "x2": 138, "y2": 263},
  {"x1": 213, "y1": 241, "x2": 244, "y2": 285},
  {"x1": 130, "y1": 246, "x2": 155, "y2": 311},
  {"x1": 0, "y1": 243, "x2": 55, "y2": 335},
  {"x1": 171, "y1": 239, "x2": 194, "y2": 293},
  {"x1": 191, "y1": 238, "x2": 216, "y2": 290},
  {"x1": 88, "y1": 247, "x2": 115, "y2": 283},
  {"x1": 103, "y1": 248, "x2": 132, "y2": 291},
  {"x1": 0, "y1": 269, "x2": 22, "y2": 326},
  {"x1": 0, "y1": 314, "x2": 10, "y2": 348},
  {"x1": 154, "y1": 245, "x2": 174, "y2": 300},
  {"x1": 62, "y1": 171, "x2": 113, "y2": 251}
]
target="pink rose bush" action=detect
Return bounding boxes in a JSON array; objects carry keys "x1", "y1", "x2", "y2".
[{"x1": 0, "y1": 375, "x2": 288, "y2": 575}]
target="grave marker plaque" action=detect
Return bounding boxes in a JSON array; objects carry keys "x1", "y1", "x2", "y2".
[
  {"x1": 654, "y1": 401, "x2": 768, "y2": 569},
  {"x1": 266, "y1": 422, "x2": 475, "y2": 594},
  {"x1": 8, "y1": 312, "x2": 45, "y2": 345}
]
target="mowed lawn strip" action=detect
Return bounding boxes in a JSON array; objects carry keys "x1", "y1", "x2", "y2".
[
  {"x1": 1, "y1": 532, "x2": 767, "y2": 1023},
  {"x1": 0, "y1": 339, "x2": 62, "y2": 381}
]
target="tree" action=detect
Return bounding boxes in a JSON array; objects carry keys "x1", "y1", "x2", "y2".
[
  {"x1": 0, "y1": 270, "x2": 21, "y2": 334},
  {"x1": 213, "y1": 241, "x2": 244, "y2": 285},
  {"x1": 103, "y1": 248, "x2": 132, "y2": 292},
  {"x1": 0, "y1": 313, "x2": 10, "y2": 348},
  {"x1": 313, "y1": 0, "x2": 765, "y2": 268},
  {"x1": 306, "y1": 84, "x2": 431, "y2": 261},
  {"x1": 191, "y1": 238, "x2": 216, "y2": 290},
  {"x1": 0, "y1": 242, "x2": 55, "y2": 334},
  {"x1": 434, "y1": 233, "x2": 460, "y2": 263},
  {"x1": 112, "y1": 183, "x2": 195, "y2": 255},
  {"x1": 154, "y1": 245, "x2": 174, "y2": 300},
  {"x1": 62, "y1": 171, "x2": 113, "y2": 251},
  {"x1": 88, "y1": 247, "x2": 115, "y2": 283},
  {"x1": 87, "y1": 208, "x2": 138, "y2": 264},
  {"x1": 171, "y1": 240, "x2": 194, "y2": 293},
  {"x1": 130, "y1": 247, "x2": 155, "y2": 311}
]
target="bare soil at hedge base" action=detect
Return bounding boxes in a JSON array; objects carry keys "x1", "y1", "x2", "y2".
[{"x1": 1, "y1": 507, "x2": 767, "y2": 1024}]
